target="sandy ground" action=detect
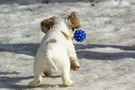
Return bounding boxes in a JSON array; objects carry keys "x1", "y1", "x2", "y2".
[{"x1": 0, "y1": 0, "x2": 135, "y2": 90}]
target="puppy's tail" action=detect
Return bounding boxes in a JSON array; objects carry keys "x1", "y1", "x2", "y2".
[{"x1": 46, "y1": 56, "x2": 59, "y2": 72}]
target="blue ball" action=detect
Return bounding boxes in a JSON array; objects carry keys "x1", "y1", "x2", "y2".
[{"x1": 74, "y1": 29, "x2": 86, "y2": 42}]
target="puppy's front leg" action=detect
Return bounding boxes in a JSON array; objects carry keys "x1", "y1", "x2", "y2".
[{"x1": 67, "y1": 43, "x2": 80, "y2": 71}]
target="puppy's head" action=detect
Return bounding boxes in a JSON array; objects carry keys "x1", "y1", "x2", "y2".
[
  {"x1": 40, "y1": 16, "x2": 56, "y2": 33},
  {"x1": 67, "y1": 12, "x2": 81, "y2": 38}
]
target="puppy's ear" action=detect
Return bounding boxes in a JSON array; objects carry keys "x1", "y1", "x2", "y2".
[
  {"x1": 40, "y1": 16, "x2": 56, "y2": 33},
  {"x1": 67, "y1": 12, "x2": 81, "y2": 31}
]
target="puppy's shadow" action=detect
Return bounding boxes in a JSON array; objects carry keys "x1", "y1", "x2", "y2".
[
  {"x1": 40, "y1": 84, "x2": 65, "y2": 88},
  {"x1": 44, "y1": 75, "x2": 61, "y2": 78},
  {"x1": 43, "y1": 71, "x2": 62, "y2": 78}
]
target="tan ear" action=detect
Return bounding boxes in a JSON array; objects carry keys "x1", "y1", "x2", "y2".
[
  {"x1": 40, "y1": 16, "x2": 56, "y2": 33},
  {"x1": 67, "y1": 12, "x2": 81, "y2": 31}
]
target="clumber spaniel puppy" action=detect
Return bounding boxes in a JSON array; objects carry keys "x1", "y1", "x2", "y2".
[{"x1": 29, "y1": 12, "x2": 81, "y2": 87}]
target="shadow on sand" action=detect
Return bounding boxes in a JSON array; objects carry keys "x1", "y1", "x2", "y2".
[
  {"x1": 0, "y1": 0, "x2": 89, "y2": 5},
  {"x1": 0, "y1": 43, "x2": 135, "y2": 89},
  {"x1": 0, "y1": 43, "x2": 39, "y2": 56},
  {"x1": 75, "y1": 44, "x2": 135, "y2": 60},
  {"x1": 0, "y1": 71, "x2": 33, "y2": 89},
  {"x1": 0, "y1": 71, "x2": 63, "y2": 89},
  {"x1": 0, "y1": 43, "x2": 135, "y2": 60}
]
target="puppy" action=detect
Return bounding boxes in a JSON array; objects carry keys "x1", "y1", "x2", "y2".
[
  {"x1": 40, "y1": 13, "x2": 80, "y2": 71},
  {"x1": 29, "y1": 12, "x2": 81, "y2": 87}
]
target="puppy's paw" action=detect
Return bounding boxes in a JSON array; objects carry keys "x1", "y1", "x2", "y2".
[
  {"x1": 43, "y1": 71, "x2": 51, "y2": 76},
  {"x1": 29, "y1": 80, "x2": 41, "y2": 88},
  {"x1": 64, "y1": 80, "x2": 74, "y2": 87},
  {"x1": 70, "y1": 60, "x2": 80, "y2": 71}
]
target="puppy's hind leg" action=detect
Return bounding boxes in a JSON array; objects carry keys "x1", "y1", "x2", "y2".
[
  {"x1": 62, "y1": 58, "x2": 74, "y2": 87},
  {"x1": 29, "y1": 60, "x2": 43, "y2": 88}
]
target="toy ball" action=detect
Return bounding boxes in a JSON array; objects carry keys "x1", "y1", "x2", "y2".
[{"x1": 74, "y1": 29, "x2": 86, "y2": 42}]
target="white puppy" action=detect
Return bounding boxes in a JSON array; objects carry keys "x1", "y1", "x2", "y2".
[{"x1": 29, "y1": 12, "x2": 81, "y2": 87}]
